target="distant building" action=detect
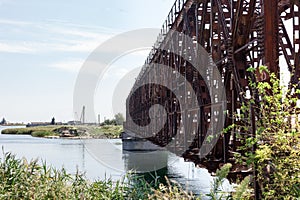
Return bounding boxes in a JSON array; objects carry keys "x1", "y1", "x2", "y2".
[
  {"x1": 26, "y1": 122, "x2": 51, "y2": 127},
  {"x1": 26, "y1": 121, "x2": 63, "y2": 127}
]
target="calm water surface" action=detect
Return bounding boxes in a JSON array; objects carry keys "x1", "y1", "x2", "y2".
[{"x1": 0, "y1": 126, "x2": 231, "y2": 195}]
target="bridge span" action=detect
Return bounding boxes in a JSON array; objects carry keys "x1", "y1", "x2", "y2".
[{"x1": 123, "y1": 0, "x2": 300, "y2": 177}]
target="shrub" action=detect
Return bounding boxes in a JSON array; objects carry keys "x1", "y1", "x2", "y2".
[
  {"x1": 1, "y1": 128, "x2": 32, "y2": 135},
  {"x1": 231, "y1": 66, "x2": 300, "y2": 199},
  {"x1": 31, "y1": 131, "x2": 57, "y2": 137}
]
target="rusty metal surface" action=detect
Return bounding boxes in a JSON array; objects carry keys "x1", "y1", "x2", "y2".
[{"x1": 124, "y1": 0, "x2": 300, "y2": 173}]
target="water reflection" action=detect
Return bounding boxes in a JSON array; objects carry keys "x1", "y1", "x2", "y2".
[{"x1": 123, "y1": 150, "x2": 168, "y2": 173}]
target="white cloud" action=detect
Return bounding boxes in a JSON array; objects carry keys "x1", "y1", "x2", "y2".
[
  {"x1": 50, "y1": 26, "x2": 110, "y2": 39},
  {"x1": 0, "y1": 18, "x2": 150, "y2": 75},
  {"x1": 0, "y1": 18, "x2": 119, "y2": 54},
  {"x1": 0, "y1": 18, "x2": 31, "y2": 26},
  {"x1": 48, "y1": 38, "x2": 108, "y2": 53},
  {"x1": 101, "y1": 65, "x2": 132, "y2": 81},
  {"x1": 45, "y1": 19, "x2": 121, "y2": 34},
  {"x1": 0, "y1": 42, "x2": 35, "y2": 53},
  {"x1": 129, "y1": 49, "x2": 151, "y2": 57},
  {"x1": 50, "y1": 59, "x2": 84, "y2": 73}
]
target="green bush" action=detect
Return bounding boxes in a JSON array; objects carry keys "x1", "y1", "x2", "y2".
[
  {"x1": 1, "y1": 128, "x2": 32, "y2": 135},
  {"x1": 2, "y1": 126, "x2": 69, "y2": 138},
  {"x1": 88, "y1": 125, "x2": 123, "y2": 138},
  {"x1": 31, "y1": 131, "x2": 58, "y2": 137},
  {"x1": 232, "y1": 66, "x2": 300, "y2": 199},
  {"x1": 100, "y1": 119, "x2": 117, "y2": 126}
]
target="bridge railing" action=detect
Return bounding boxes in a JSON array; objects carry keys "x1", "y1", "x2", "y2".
[
  {"x1": 147, "y1": 0, "x2": 186, "y2": 64},
  {"x1": 132, "y1": 0, "x2": 187, "y2": 92}
]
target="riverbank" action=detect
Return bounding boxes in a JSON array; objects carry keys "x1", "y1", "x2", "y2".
[
  {"x1": 0, "y1": 123, "x2": 25, "y2": 126},
  {"x1": 0, "y1": 125, "x2": 123, "y2": 139}
]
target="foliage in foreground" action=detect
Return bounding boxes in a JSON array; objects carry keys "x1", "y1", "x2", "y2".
[
  {"x1": 0, "y1": 152, "x2": 139, "y2": 199},
  {"x1": 0, "y1": 152, "x2": 195, "y2": 199},
  {"x1": 233, "y1": 66, "x2": 300, "y2": 199},
  {"x1": 149, "y1": 178, "x2": 199, "y2": 200},
  {"x1": 0, "y1": 152, "x2": 250, "y2": 200}
]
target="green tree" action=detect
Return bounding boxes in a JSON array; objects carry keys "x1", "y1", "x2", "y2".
[
  {"x1": 0, "y1": 118, "x2": 7, "y2": 125},
  {"x1": 100, "y1": 119, "x2": 117, "y2": 126},
  {"x1": 114, "y1": 113, "x2": 124, "y2": 125},
  {"x1": 51, "y1": 117, "x2": 55, "y2": 125}
]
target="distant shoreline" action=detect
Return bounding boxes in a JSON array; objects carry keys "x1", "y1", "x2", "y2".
[
  {"x1": 0, "y1": 124, "x2": 26, "y2": 127},
  {"x1": 1, "y1": 125, "x2": 123, "y2": 139}
]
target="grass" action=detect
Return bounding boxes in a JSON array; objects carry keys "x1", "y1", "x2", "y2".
[
  {"x1": 86, "y1": 125, "x2": 123, "y2": 139},
  {"x1": 0, "y1": 152, "x2": 196, "y2": 200},
  {"x1": 31, "y1": 131, "x2": 59, "y2": 137},
  {"x1": 1, "y1": 126, "x2": 59, "y2": 137},
  {"x1": 0, "y1": 152, "x2": 126, "y2": 199},
  {"x1": 0, "y1": 151, "x2": 251, "y2": 199}
]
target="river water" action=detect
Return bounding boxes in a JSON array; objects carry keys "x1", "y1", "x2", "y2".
[{"x1": 0, "y1": 126, "x2": 231, "y2": 195}]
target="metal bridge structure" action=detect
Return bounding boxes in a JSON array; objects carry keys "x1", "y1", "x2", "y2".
[{"x1": 124, "y1": 0, "x2": 300, "y2": 176}]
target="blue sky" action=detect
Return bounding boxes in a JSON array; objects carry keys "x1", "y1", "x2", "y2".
[
  {"x1": 0, "y1": 0, "x2": 293, "y2": 124},
  {"x1": 0, "y1": 0, "x2": 175, "y2": 123}
]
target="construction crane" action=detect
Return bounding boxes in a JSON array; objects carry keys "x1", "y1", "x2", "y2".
[{"x1": 80, "y1": 106, "x2": 85, "y2": 124}]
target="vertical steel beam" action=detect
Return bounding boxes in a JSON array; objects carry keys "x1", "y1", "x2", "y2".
[{"x1": 263, "y1": 0, "x2": 279, "y2": 77}]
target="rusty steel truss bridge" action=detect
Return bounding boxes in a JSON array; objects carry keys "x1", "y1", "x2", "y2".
[{"x1": 124, "y1": 0, "x2": 300, "y2": 177}]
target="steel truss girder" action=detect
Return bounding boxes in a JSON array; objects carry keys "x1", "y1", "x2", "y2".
[{"x1": 125, "y1": 0, "x2": 300, "y2": 174}]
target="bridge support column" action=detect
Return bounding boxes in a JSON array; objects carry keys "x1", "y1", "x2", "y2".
[{"x1": 263, "y1": 0, "x2": 279, "y2": 77}]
